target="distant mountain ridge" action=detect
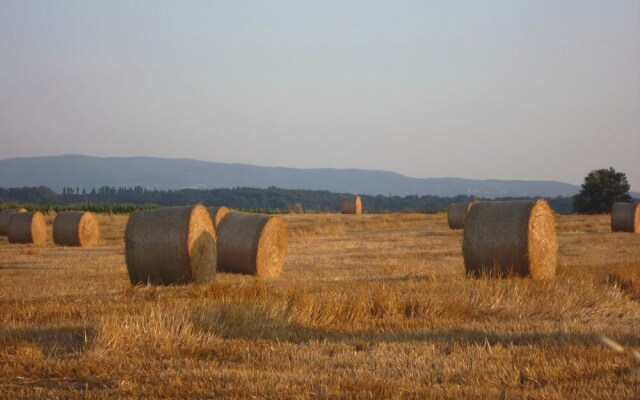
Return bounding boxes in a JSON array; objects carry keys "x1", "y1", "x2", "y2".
[{"x1": 0, "y1": 154, "x2": 585, "y2": 198}]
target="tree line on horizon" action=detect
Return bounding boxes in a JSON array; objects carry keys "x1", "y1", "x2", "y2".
[
  {"x1": 0, "y1": 185, "x2": 575, "y2": 214},
  {"x1": 0, "y1": 167, "x2": 633, "y2": 215}
]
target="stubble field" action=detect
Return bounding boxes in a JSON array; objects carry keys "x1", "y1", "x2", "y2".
[{"x1": 0, "y1": 212, "x2": 639, "y2": 399}]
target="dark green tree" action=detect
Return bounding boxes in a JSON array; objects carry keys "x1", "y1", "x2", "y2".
[{"x1": 573, "y1": 167, "x2": 631, "y2": 214}]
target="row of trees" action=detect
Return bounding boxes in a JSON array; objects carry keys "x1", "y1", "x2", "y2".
[
  {"x1": 1, "y1": 168, "x2": 633, "y2": 214},
  {"x1": 1, "y1": 185, "x2": 575, "y2": 213}
]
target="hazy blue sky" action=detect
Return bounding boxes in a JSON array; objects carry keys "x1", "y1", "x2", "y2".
[{"x1": 1, "y1": 0, "x2": 638, "y2": 189}]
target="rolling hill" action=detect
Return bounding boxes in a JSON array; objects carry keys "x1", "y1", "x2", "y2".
[{"x1": 0, "y1": 155, "x2": 583, "y2": 198}]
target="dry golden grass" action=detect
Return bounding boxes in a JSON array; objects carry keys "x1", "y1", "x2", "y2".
[{"x1": 0, "y1": 212, "x2": 639, "y2": 399}]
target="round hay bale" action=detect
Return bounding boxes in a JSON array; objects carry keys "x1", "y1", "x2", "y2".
[
  {"x1": 0, "y1": 208, "x2": 27, "y2": 236},
  {"x1": 7, "y1": 211, "x2": 47, "y2": 245},
  {"x1": 611, "y1": 202, "x2": 640, "y2": 233},
  {"x1": 463, "y1": 200, "x2": 557, "y2": 280},
  {"x1": 216, "y1": 212, "x2": 288, "y2": 277},
  {"x1": 207, "y1": 206, "x2": 231, "y2": 232},
  {"x1": 125, "y1": 204, "x2": 217, "y2": 285},
  {"x1": 53, "y1": 211, "x2": 100, "y2": 247},
  {"x1": 341, "y1": 196, "x2": 362, "y2": 214},
  {"x1": 447, "y1": 202, "x2": 475, "y2": 230}
]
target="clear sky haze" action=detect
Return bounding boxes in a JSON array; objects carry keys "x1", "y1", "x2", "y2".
[{"x1": 1, "y1": 0, "x2": 639, "y2": 189}]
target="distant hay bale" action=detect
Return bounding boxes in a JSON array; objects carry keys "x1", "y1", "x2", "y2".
[
  {"x1": 463, "y1": 200, "x2": 557, "y2": 280},
  {"x1": 53, "y1": 211, "x2": 100, "y2": 247},
  {"x1": 611, "y1": 202, "x2": 640, "y2": 233},
  {"x1": 43, "y1": 210, "x2": 57, "y2": 225},
  {"x1": 125, "y1": 204, "x2": 217, "y2": 285},
  {"x1": 286, "y1": 202, "x2": 305, "y2": 214},
  {"x1": 0, "y1": 208, "x2": 27, "y2": 236},
  {"x1": 7, "y1": 211, "x2": 47, "y2": 245},
  {"x1": 208, "y1": 206, "x2": 231, "y2": 232},
  {"x1": 216, "y1": 212, "x2": 288, "y2": 277},
  {"x1": 341, "y1": 196, "x2": 362, "y2": 214},
  {"x1": 293, "y1": 202, "x2": 304, "y2": 214},
  {"x1": 447, "y1": 202, "x2": 475, "y2": 230}
]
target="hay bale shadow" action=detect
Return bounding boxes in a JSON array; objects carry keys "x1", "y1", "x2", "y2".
[
  {"x1": 0, "y1": 326, "x2": 93, "y2": 356},
  {"x1": 191, "y1": 302, "x2": 640, "y2": 349}
]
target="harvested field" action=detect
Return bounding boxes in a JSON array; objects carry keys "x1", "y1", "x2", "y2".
[{"x1": 0, "y1": 212, "x2": 639, "y2": 398}]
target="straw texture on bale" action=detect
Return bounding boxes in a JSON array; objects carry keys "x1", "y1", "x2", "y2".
[
  {"x1": 0, "y1": 208, "x2": 27, "y2": 236},
  {"x1": 611, "y1": 202, "x2": 640, "y2": 233},
  {"x1": 53, "y1": 211, "x2": 100, "y2": 247},
  {"x1": 341, "y1": 196, "x2": 362, "y2": 215},
  {"x1": 216, "y1": 212, "x2": 288, "y2": 277},
  {"x1": 208, "y1": 206, "x2": 231, "y2": 232},
  {"x1": 125, "y1": 204, "x2": 217, "y2": 285},
  {"x1": 7, "y1": 211, "x2": 47, "y2": 245},
  {"x1": 463, "y1": 200, "x2": 557, "y2": 280},
  {"x1": 447, "y1": 202, "x2": 475, "y2": 230}
]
